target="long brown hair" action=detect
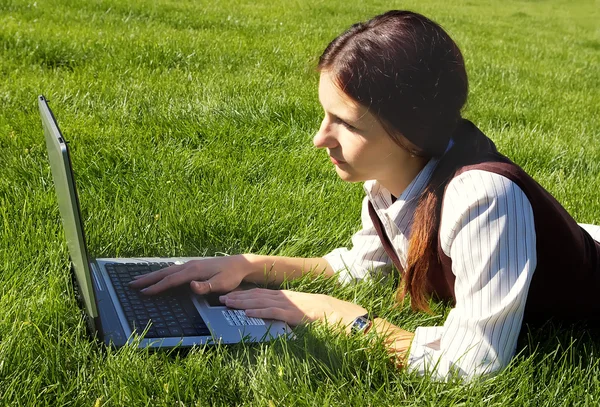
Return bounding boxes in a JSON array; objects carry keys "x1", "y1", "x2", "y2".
[{"x1": 318, "y1": 10, "x2": 482, "y2": 311}]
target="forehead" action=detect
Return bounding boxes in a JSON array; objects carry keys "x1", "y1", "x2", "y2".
[{"x1": 318, "y1": 71, "x2": 367, "y2": 118}]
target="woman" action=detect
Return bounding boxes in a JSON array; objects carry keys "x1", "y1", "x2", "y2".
[{"x1": 130, "y1": 10, "x2": 600, "y2": 379}]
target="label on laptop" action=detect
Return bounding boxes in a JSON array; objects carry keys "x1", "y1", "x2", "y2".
[{"x1": 222, "y1": 310, "x2": 265, "y2": 326}]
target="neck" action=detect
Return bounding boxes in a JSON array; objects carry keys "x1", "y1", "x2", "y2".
[{"x1": 379, "y1": 156, "x2": 429, "y2": 197}]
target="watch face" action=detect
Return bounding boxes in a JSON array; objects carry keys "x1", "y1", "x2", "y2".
[{"x1": 351, "y1": 316, "x2": 370, "y2": 334}]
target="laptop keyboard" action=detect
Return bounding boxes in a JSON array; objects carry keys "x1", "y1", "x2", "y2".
[{"x1": 105, "y1": 262, "x2": 210, "y2": 338}]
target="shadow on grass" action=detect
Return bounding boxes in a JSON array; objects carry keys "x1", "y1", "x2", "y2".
[{"x1": 518, "y1": 319, "x2": 600, "y2": 370}]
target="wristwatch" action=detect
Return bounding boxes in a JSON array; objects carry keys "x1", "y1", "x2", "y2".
[{"x1": 351, "y1": 313, "x2": 377, "y2": 334}]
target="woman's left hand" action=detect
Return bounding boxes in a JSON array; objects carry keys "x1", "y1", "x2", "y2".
[{"x1": 219, "y1": 288, "x2": 367, "y2": 330}]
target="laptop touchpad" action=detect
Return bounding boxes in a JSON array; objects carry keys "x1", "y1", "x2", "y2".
[{"x1": 204, "y1": 293, "x2": 224, "y2": 307}]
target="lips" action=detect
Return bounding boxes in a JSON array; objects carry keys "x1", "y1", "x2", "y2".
[{"x1": 329, "y1": 155, "x2": 345, "y2": 165}]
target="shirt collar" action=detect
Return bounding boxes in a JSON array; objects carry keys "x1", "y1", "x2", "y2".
[
  {"x1": 363, "y1": 138, "x2": 453, "y2": 233},
  {"x1": 364, "y1": 157, "x2": 438, "y2": 210}
]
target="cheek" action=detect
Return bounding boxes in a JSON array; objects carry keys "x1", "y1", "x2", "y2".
[
  {"x1": 350, "y1": 139, "x2": 388, "y2": 165},
  {"x1": 374, "y1": 138, "x2": 404, "y2": 160},
  {"x1": 341, "y1": 135, "x2": 368, "y2": 159}
]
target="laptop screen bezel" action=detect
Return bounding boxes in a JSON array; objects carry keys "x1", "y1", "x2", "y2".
[{"x1": 39, "y1": 95, "x2": 99, "y2": 318}]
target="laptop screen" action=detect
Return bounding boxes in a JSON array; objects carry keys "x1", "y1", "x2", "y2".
[{"x1": 39, "y1": 96, "x2": 98, "y2": 318}]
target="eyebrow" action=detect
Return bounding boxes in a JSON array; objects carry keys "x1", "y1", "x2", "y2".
[
  {"x1": 318, "y1": 91, "x2": 369, "y2": 130},
  {"x1": 331, "y1": 113, "x2": 361, "y2": 129},
  {"x1": 322, "y1": 100, "x2": 372, "y2": 124}
]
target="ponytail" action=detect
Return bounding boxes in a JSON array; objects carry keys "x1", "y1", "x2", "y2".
[{"x1": 400, "y1": 120, "x2": 490, "y2": 311}]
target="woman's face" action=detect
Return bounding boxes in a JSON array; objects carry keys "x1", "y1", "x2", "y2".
[{"x1": 314, "y1": 71, "x2": 424, "y2": 195}]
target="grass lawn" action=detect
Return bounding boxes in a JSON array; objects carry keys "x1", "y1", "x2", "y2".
[{"x1": 1, "y1": 0, "x2": 599, "y2": 405}]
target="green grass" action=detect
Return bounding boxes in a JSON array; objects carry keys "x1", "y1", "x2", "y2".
[{"x1": 1, "y1": 0, "x2": 599, "y2": 405}]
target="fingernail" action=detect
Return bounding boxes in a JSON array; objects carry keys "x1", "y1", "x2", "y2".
[
  {"x1": 140, "y1": 288, "x2": 148, "y2": 293},
  {"x1": 219, "y1": 295, "x2": 226, "y2": 302}
]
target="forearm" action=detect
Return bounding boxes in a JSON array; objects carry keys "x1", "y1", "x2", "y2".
[{"x1": 241, "y1": 254, "x2": 335, "y2": 286}]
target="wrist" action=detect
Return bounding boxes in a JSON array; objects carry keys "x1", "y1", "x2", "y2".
[
  {"x1": 238, "y1": 253, "x2": 259, "y2": 279},
  {"x1": 240, "y1": 254, "x2": 275, "y2": 284},
  {"x1": 350, "y1": 311, "x2": 378, "y2": 334}
]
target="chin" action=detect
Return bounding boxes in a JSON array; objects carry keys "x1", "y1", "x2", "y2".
[{"x1": 335, "y1": 167, "x2": 363, "y2": 183}]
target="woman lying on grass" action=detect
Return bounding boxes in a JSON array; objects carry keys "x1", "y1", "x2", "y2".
[{"x1": 130, "y1": 10, "x2": 600, "y2": 379}]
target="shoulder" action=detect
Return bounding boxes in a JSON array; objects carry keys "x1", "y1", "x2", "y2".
[
  {"x1": 440, "y1": 169, "x2": 534, "y2": 253},
  {"x1": 443, "y1": 169, "x2": 527, "y2": 207}
]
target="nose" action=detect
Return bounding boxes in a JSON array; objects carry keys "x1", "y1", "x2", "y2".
[{"x1": 313, "y1": 117, "x2": 337, "y2": 149}]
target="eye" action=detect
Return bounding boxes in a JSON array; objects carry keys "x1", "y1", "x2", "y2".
[{"x1": 333, "y1": 116, "x2": 357, "y2": 131}]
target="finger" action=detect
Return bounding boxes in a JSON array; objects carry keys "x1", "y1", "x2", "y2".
[
  {"x1": 190, "y1": 271, "x2": 240, "y2": 295},
  {"x1": 244, "y1": 307, "x2": 297, "y2": 325},
  {"x1": 221, "y1": 294, "x2": 279, "y2": 309},
  {"x1": 128, "y1": 264, "x2": 185, "y2": 288},
  {"x1": 222, "y1": 288, "x2": 281, "y2": 300},
  {"x1": 221, "y1": 296, "x2": 285, "y2": 310},
  {"x1": 138, "y1": 267, "x2": 201, "y2": 295},
  {"x1": 190, "y1": 280, "x2": 213, "y2": 295}
]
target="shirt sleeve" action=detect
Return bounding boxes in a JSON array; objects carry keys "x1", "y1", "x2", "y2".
[
  {"x1": 579, "y1": 223, "x2": 600, "y2": 242},
  {"x1": 323, "y1": 196, "x2": 393, "y2": 284},
  {"x1": 407, "y1": 170, "x2": 537, "y2": 380}
]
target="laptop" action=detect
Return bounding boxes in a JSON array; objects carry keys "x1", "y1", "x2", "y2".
[{"x1": 38, "y1": 95, "x2": 291, "y2": 348}]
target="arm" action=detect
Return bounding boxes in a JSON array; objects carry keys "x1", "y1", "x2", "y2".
[
  {"x1": 407, "y1": 170, "x2": 536, "y2": 380},
  {"x1": 323, "y1": 195, "x2": 394, "y2": 283},
  {"x1": 129, "y1": 253, "x2": 334, "y2": 295},
  {"x1": 242, "y1": 254, "x2": 335, "y2": 286},
  {"x1": 220, "y1": 287, "x2": 416, "y2": 365},
  {"x1": 132, "y1": 194, "x2": 391, "y2": 294},
  {"x1": 210, "y1": 193, "x2": 402, "y2": 328}
]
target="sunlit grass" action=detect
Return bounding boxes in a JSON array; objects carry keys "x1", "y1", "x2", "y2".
[{"x1": 1, "y1": 0, "x2": 599, "y2": 405}]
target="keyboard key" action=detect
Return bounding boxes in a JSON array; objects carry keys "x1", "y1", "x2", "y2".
[
  {"x1": 105, "y1": 262, "x2": 208, "y2": 338},
  {"x1": 156, "y1": 328, "x2": 170, "y2": 337},
  {"x1": 169, "y1": 327, "x2": 183, "y2": 337},
  {"x1": 197, "y1": 327, "x2": 210, "y2": 336}
]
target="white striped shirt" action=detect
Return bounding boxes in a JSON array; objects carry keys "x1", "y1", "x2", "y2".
[{"x1": 324, "y1": 158, "x2": 600, "y2": 380}]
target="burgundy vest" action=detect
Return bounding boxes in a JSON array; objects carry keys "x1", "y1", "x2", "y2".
[{"x1": 369, "y1": 128, "x2": 600, "y2": 324}]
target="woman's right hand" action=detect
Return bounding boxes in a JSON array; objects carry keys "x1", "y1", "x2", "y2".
[{"x1": 128, "y1": 255, "x2": 253, "y2": 296}]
